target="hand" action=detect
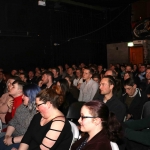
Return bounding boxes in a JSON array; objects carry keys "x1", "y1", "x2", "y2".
[
  {"x1": 126, "y1": 114, "x2": 132, "y2": 120},
  {"x1": 3, "y1": 136, "x2": 12, "y2": 146},
  {"x1": 77, "y1": 83, "x2": 81, "y2": 89},
  {"x1": 7, "y1": 97, "x2": 14, "y2": 110},
  {"x1": 38, "y1": 80, "x2": 43, "y2": 87}
]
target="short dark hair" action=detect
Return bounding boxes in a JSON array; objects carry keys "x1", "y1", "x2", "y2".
[
  {"x1": 42, "y1": 71, "x2": 53, "y2": 78},
  {"x1": 20, "y1": 72, "x2": 28, "y2": 79},
  {"x1": 84, "y1": 67, "x2": 94, "y2": 75},
  {"x1": 12, "y1": 79, "x2": 26, "y2": 90},
  {"x1": 103, "y1": 75, "x2": 116, "y2": 87},
  {"x1": 92, "y1": 73, "x2": 100, "y2": 80},
  {"x1": 123, "y1": 78, "x2": 135, "y2": 86},
  {"x1": 51, "y1": 67, "x2": 60, "y2": 74}
]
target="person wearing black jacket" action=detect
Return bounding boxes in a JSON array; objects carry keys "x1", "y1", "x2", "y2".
[{"x1": 121, "y1": 78, "x2": 148, "y2": 120}]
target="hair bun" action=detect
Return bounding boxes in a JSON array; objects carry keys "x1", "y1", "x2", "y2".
[{"x1": 52, "y1": 85, "x2": 63, "y2": 95}]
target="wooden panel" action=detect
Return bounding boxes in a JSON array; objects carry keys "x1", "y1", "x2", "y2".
[{"x1": 129, "y1": 47, "x2": 143, "y2": 65}]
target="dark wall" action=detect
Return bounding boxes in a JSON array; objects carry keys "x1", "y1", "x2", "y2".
[{"x1": 0, "y1": 1, "x2": 131, "y2": 71}]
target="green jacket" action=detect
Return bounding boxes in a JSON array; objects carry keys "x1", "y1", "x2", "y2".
[{"x1": 124, "y1": 117, "x2": 150, "y2": 146}]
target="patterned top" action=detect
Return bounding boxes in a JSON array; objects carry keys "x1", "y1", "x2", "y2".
[{"x1": 9, "y1": 104, "x2": 36, "y2": 136}]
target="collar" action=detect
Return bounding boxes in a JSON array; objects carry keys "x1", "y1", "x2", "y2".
[{"x1": 129, "y1": 88, "x2": 139, "y2": 97}]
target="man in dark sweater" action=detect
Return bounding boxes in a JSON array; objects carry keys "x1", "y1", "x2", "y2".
[{"x1": 98, "y1": 75, "x2": 126, "y2": 122}]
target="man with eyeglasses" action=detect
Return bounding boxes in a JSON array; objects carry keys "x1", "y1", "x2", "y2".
[{"x1": 121, "y1": 78, "x2": 148, "y2": 120}]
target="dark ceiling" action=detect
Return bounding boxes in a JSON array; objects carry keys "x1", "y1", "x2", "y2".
[
  {"x1": 46, "y1": 0, "x2": 139, "y2": 10},
  {"x1": 0, "y1": 0, "x2": 140, "y2": 70}
]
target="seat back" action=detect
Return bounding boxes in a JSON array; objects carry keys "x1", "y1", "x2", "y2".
[
  {"x1": 69, "y1": 121, "x2": 79, "y2": 150},
  {"x1": 110, "y1": 141, "x2": 119, "y2": 150},
  {"x1": 66, "y1": 102, "x2": 85, "y2": 120},
  {"x1": 141, "y1": 101, "x2": 150, "y2": 119}
]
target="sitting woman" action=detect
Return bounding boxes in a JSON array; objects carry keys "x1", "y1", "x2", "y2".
[
  {"x1": 57, "y1": 79, "x2": 77, "y2": 116},
  {"x1": 0, "y1": 84, "x2": 41, "y2": 150},
  {"x1": 18, "y1": 85, "x2": 73, "y2": 150},
  {"x1": 71, "y1": 100, "x2": 122, "y2": 150}
]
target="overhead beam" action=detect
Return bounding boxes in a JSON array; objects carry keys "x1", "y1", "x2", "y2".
[{"x1": 47, "y1": 0, "x2": 106, "y2": 11}]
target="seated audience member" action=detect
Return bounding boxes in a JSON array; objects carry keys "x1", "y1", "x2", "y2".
[
  {"x1": 124, "y1": 71, "x2": 134, "y2": 81},
  {"x1": 66, "y1": 67, "x2": 76, "y2": 81},
  {"x1": 132, "y1": 64, "x2": 139, "y2": 77},
  {"x1": 98, "y1": 75, "x2": 126, "y2": 122},
  {"x1": 4, "y1": 80, "x2": 25, "y2": 124},
  {"x1": 124, "y1": 117, "x2": 150, "y2": 150},
  {"x1": 71, "y1": 101, "x2": 123, "y2": 150},
  {"x1": 121, "y1": 78, "x2": 148, "y2": 120},
  {"x1": 125, "y1": 65, "x2": 133, "y2": 72},
  {"x1": 58, "y1": 65, "x2": 66, "y2": 79},
  {"x1": 65, "y1": 76, "x2": 79, "y2": 100},
  {"x1": 92, "y1": 73, "x2": 101, "y2": 100},
  {"x1": 34, "y1": 69, "x2": 41, "y2": 84},
  {"x1": 0, "y1": 76, "x2": 21, "y2": 126},
  {"x1": 0, "y1": 84, "x2": 41, "y2": 150},
  {"x1": 120, "y1": 65, "x2": 126, "y2": 79},
  {"x1": 123, "y1": 71, "x2": 140, "y2": 88},
  {"x1": 105, "y1": 69, "x2": 122, "y2": 99},
  {"x1": 138, "y1": 64, "x2": 146, "y2": 81},
  {"x1": 11, "y1": 70, "x2": 18, "y2": 77},
  {"x1": 40, "y1": 71, "x2": 53, "y2": 89},
  {"x1": 73, "y1": 68, "x2": 83, "y2": 89},
  {"x1": 97, "y1": 64, "x2": 105, "y2": 76},
  {"x1": 51, "y1": 67, "x2": 62, "y2": 83},
  {"x1": 92, "y1": 73, "x2": 100, "y2": 83},
  {"x1": 19, "y1": 73, "x2": 28, "y2": 83},
  {"x1": 0, "y1": 78, "x2": 14, "y2": 125},
  {"x1": 27, "y1": 71, "x2": 36, "y2": 84},
  {"x1": 18, "y1": 85, "x2": 73, "y2": 150},
  {"x1": 140, "y1": 67, "x2": 150, "y2": 99},
  {"x1": 57, "y1": 79, "x2": 77, "y2": 116},
  {"x1": 78, "y1": 67, "x2": 98, "y2": 102}
]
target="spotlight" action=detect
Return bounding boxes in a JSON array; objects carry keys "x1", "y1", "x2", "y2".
[{"x1": 38, "y1": 0, "x2": 46, "y2": 6}]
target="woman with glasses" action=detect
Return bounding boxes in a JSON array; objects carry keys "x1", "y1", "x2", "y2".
[
  {"x1": 18, "y1": 85, "x2": 73, "y2": 150},
  {"x1": 0, "y1": 84, "x2": 41, "y2": 150},
  {"x1": 71, "y1": 100, "x2": 123, "y2": 150}
]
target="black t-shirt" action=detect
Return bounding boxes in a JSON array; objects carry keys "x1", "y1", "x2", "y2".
[{"x1": 21, "y1": 113, "x2": 73, "y2": 150}]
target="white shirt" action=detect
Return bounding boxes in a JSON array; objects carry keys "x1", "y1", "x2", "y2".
[{"x1": 78, "y1": 79, "x2": 99, "y2": 102}]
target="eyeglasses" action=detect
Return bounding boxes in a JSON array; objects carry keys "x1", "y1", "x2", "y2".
[
  {"x1": 80, "y1": 116, "x2": 99, "y2": 120},
  {"x1": 35, "y1": 102, "x2": 45, "y2": 108}
]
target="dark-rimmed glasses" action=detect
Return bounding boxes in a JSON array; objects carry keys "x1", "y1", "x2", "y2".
[
  {"x1": 35, "y1": 102, "x2": 45, "y2": 108},
  {"x1": 80, "y1": 116, "x2": 99, "y2": 120}
]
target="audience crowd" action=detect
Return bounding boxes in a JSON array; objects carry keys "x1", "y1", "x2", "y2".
[{"x1": 0, "y1": 62, "x2": 149, "y2": 150}]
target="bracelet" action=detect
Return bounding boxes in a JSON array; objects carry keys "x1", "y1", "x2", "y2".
[{"x1": 12, "y1": 137, "x2": 15, "y2": 144}]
